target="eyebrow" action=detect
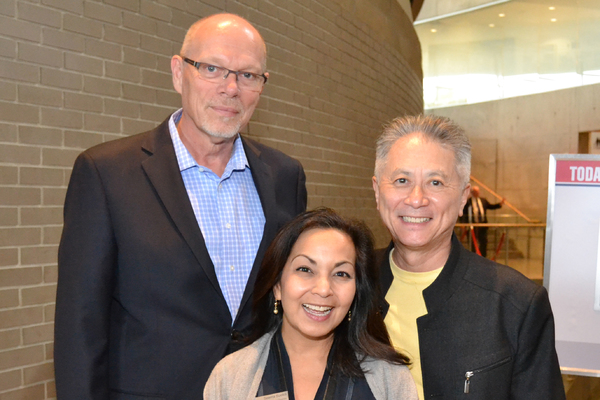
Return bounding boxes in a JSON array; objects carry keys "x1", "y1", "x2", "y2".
[
  {"x1": 390, "y1": 168, "x2": 450, "y2": 180},
  {"x1": 292, "y1": 254, "x2": 354, "y2": 268}
]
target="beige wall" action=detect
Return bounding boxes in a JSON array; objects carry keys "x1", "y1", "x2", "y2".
[
  {"x1": 428, "y1": 82, "x2": 600, "y2": 222},
  {"x1": 0, "y1": 1, "x2": 422, "y2": 398}
]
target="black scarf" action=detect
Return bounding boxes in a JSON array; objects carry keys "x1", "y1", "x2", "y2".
[{"x1": 256, "y1": 329, "x2": 375, "y2": 400}]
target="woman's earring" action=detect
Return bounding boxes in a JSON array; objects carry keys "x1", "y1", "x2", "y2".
[
  {"x1": 347, "y1": 310, "x2": 352, "y2": 321},
  {"x1": 273, "y1": 300, "x2": 279, "y2": 315}
]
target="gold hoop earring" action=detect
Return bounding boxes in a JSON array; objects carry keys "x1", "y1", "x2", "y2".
[{"x1": 273, "y1": 300, "x2": 279, "y2": 315}]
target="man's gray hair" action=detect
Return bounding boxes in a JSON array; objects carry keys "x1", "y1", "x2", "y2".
[{"x1": 374, "y1": 114, "x2": 471, "y2": 186}]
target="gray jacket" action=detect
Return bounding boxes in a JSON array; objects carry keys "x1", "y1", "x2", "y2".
[{"x1": 204, "y1": 331, "x2": 418, "y2": 400}]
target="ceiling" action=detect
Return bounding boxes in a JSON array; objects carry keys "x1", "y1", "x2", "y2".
[{"x1": 415, "y1": 0, "x2": 600, "y2": 109}]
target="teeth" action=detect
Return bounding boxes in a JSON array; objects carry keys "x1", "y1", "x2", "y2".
[
  {"x1": 303, "y1": 304, "x2": 332, "y2": 315},
  {"x1": 403, "y1": 216, "x2": 430, "y2": 223}
]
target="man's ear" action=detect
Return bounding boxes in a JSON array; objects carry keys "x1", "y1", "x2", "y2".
[
  {"x1": 171, "y1": 55, "x2": 184, "y2": 94},
  {"x1": 459, "y1": 183, "x2": 471, "y2": 216},
  {"x1": 372, "y1": 176, "x2": 380, "y2": 210}
]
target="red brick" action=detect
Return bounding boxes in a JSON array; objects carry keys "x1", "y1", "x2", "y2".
[
  {"x1": 141, "y1": 34, "x2": 171, "y2": 56},
  {"x1": 41, "y1": 108, "x2": 83, "y2": 129},
  {"x1": 105, "y1": 0, "x2": 139, "y2": 12},
  {"x1": 0, "y1": 329, "x2": 20, "y2": 351},
  {"x1": 18, "y1": 84, "x2": 62, "y2": 107},
  {"x1": 21, "y1": 246, "x2": 59, "y2": 267},
  {"x1": 0, "y1": 249, "x2": 18, "y2": 267},
  {"x1": 0, "y1": 207, "x2": 17, "y2": 226},
  {"x1": 22, "y1": 322, "x2": 55, "y2": 344},
  {"x1": 83, "y1": 114, "x2": 121, "y2": 133},
  {"x1": 19, "y1": 126, "x2": 62, "y2": 147},
  {"x1": 83, "y1": 76, "x2": 121, "y2": 97},
  {"x1": 64, "y1": 130, "x2": 104, "y2": 150},
  {"x1": 105, "y1": 61, "x2": 141, "y2": 83},
  {"x1": 0, "y1": 166, "x2": 18, "y2": 184},
  {"x1": 141, "y1": 69, "x2": 172, "y2": 89},
  {"x1": 104, "y1": 98, "x2": 140, "y2": 118},
  {"x1": 42, "y1": 188, "x2": 67, "y2": 206},
  {"x1": 43, "y1": 227, "x2": 63, "y2": 246},
  {"x1": 63, "y1": 13, "x2": 101, "y2": 38},
  {"x1": 23, "y1": 361, "x2": 54, "y2": 384},
  {"x1": 123, "y1": 47, "x2": 157, "y2": 68},
  {"x1": 44, "y1": 302, "x2": 55, "y2": 321},
  {"x1": 0, "y1": 188, "x2": 42, "y2": 206},
  {"x1": 64, "y1": 92, "x2": 103, "y2": 113},
  {"x1": 85, "y1": 38, "x2": 120, "y2": 61},
  {"x1": 42, "y1": 148, "x2": 80, "y2": 168},
  {"x1": 0, "y1": 289, "x2": 19, "y2": 309},
  {"x1": 0, "y1": 0, "x2": 15, "y2": 17},
  {"x1": 42, "y1": 0, "x2": 83, "y2": 14},
  {"x1": 122, "y1": 83, "x2": 156, "y2": 103},
  {"x1": 140, "y1": 104, "x2": 173, "y2": 123},
  {"x1": 0, "y1": 102, "x2": 40, "y2": 124},
  {"x1": 0, "y1": 60, "x2": 39, "y2": 83},
  {"x1": 42, "y1": 27, "x2": 84, "y2": 52},
  {"x1": 123, "y1": 12, "x2": 156, "y2": 34},
  {"x1": 18, "y1": 2, "x2": 61, "y2": 28},
  {"x1": 84, "y1": 1, "x2": 122, "y2": 24},
  {"x1": 41, "y1": 68, "x2": 82, "y2": 90},
  {"x1": 64, "y1": 52, "x2": 103, "y2": 76},
  {"x1": 156, "y1": 89, "x2": 180, "y2": 108},
  {"x1": 0, "y1": 123, "x2": 18, "y2": 142},
  {"x1": 46, "y1": 379, "x2": 56, "y2": 398},
  {"x1": 0, "y1": 15, "x2": 41, "y2": 42},
  {"x1": 0, "y1": 382, "x2": 45, "y2": 400},
  {"x1": 140, "y1": 0, "x2": 172, "y2": 22},
  {"x1": 0, "y1": 80, "x2": 16, "y2": 102},
  {"x1": 0, "y1": 369, "x2": 21, "y2": 392},
  {"x1": 0, "y1": 307, "x2": 44, "y2": 330},
  {"x1": 104, "y1": 25, "x2": 139, "y2": 47},
  {"x1": 0, "y1": 268, "x2": 43, "y2": 288}
]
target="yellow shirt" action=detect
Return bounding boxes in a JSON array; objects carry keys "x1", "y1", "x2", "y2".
[{"x1": 384, "y1": 249, "x2": 442, "y2": 400}]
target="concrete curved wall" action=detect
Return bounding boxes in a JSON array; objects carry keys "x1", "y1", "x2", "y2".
[{"x1": 0, "y1": 1, "x2": 422, "y2": 397}]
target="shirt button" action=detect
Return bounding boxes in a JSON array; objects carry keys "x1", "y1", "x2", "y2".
[
  {"x1": 230, "y1": 265, "x2": 235, "y2": 271},
  {"x1": 198, "y1": 167, "x2": 204, "y2": 172},
  {"x1": 225, "y1": 223, "x2": 231, "y2": 229}
]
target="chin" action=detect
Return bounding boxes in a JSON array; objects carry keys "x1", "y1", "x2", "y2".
[{"x1": 204, "y1": 127, "x2": 240, "y2": 139}]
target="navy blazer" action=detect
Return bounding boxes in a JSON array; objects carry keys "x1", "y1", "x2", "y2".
[
  {"x1": 377, "y1": 234, "x2": 565, "y2": 400},
  {"x1": 54, "y1": 118, "x2": 307, "y2": 399}
]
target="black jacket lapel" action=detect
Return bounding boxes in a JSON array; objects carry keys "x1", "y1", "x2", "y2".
[
  {"x1": 234, "y1": 137, "x2": 279, "y2": 323},
  {"x1": 140, "y1": 120, "x2": 224, "y2": 299}
]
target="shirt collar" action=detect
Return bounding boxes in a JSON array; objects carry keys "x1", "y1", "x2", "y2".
[{"x1": 168, "y1": 109, "x2": 250, "y2": 175}]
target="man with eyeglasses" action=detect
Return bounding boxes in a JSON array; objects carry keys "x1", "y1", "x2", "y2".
[{"x1": 54, "y1": 14, "x2": 307, "y2": 400}]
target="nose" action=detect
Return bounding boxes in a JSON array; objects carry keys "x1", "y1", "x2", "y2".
[
  {"x1": 219, "y1": 71, "x2": 240, "y2": 95},
  {"x1": 312, "y1": 276, "x2": 333, "y2": 297},
  {"x1": 404, "y1": 184, "x2": 429, "y2": 208}
]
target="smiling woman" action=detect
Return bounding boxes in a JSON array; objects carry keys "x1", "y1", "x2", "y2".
[{"x1": 203, "y1": 208, "x2": 418, "y2": 400}]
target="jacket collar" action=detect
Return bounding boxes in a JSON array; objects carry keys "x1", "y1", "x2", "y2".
[
  {"x1": 380, "y1": 233, "x2": 467, "y2": 317},
  {"x1": 139, "y1": 117, "x2": 279, "y2": 326}
]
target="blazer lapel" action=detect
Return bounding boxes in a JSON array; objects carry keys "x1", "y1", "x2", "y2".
[
  {"x1": 140, "y1": 120, "x2": 224, "y2": 299},
  {"x1": 235, "y1": 137, "x2": 279, "y2": 321}
]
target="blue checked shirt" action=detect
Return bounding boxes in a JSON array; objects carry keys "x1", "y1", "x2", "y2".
[{"x1": 169, "y1": 109, "x2": 265, "y2": 321}]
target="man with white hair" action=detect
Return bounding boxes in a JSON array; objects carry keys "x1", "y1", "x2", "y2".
[
  {"x1": 55, "y1": 14, "x2": 306, "y2": 399},
  {"x1": 372, "y1": 115, "x2": 564, "y2": 400}
]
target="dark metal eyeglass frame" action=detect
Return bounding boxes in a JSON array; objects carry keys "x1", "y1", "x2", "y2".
[{"x1": 182, "y1": 57, "x2": 268, "y2": 87}]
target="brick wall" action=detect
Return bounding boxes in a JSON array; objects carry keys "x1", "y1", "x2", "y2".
[{"x1": 0, "y1": 0, "x2": 422, "y2": 398}]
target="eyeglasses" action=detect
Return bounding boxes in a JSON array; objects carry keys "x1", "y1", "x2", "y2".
[{"x1": 182, "y1": 57, "x2": 267, "y2": 92}]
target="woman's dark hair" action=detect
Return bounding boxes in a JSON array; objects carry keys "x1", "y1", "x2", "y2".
[{"x1": 250, "y1": 207, "x2": 409, "y2": 377}]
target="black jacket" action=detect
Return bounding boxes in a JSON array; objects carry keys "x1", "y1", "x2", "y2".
[
  {"x1": 378, "y1": 235, "x2": 565, "y2": 399},
  {"x1": 54, "y1": 118, "x2": 307, "y2": 399}
]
